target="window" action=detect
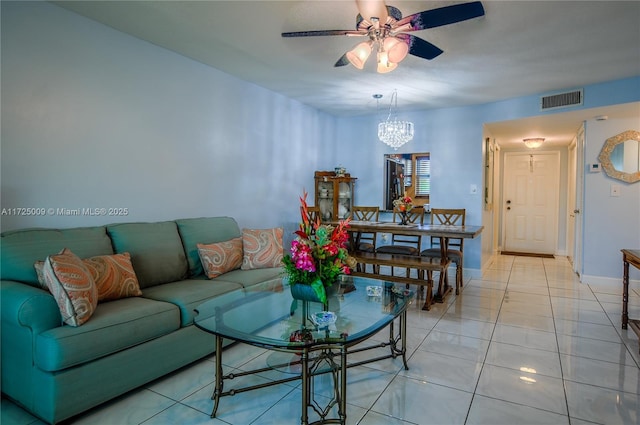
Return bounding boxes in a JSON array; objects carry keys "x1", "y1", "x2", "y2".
[
  {"x1": 384, "y1": 153, "x2": 430, "y2": 209},
  {"x1": 414, "y1": 154, "x2": 430, "y2": 197}
]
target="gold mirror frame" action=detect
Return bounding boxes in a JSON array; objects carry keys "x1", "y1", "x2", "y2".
[{"x1": 597, "y1": 130, "x2": 640, "y2": 183}]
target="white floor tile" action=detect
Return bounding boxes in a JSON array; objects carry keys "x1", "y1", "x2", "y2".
[
  {"x1": 71, "y1": 389, "x2": 175, "y2": 425},
  {"x1": 560, "y1": 354, "x2": 640, "y2": 394},
  {"x1": 372, "y1": 375, "x2": 473, "y2": 424},
  {"x1": 3, "y1": 256, "x2": 639, "y2": 425},
  {"x1": 556, "y1": 333, "x2": 638, "y2": 365},
  {"x1": 466, "y1": 395, "x2": 570, "y2": 425},
  {"x1": 565, "y1": 380, "x2": 639, "y2": 424},
  {"x1": 401, "y1": 350, "x2": 483, "y2": 392},
  {"x1": 491, "y1": 323, "x2": 558, "y2": 352},
  {"x1": 420, "y1": 330, "x2": 491, "y2": 363},
  {"x1": 476, "y1": 364, "x2": 568, "y2": 415},
  {"x1": 484, "y1": 341, "x2": 563, "y2": 378},
  {"x1": 554, "y1": 318, "x2": 623, "y2": 343}
]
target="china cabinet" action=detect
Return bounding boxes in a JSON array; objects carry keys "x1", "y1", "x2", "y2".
[{"x1": 314, "y1": 171, "x2": 356, "y2": 222}]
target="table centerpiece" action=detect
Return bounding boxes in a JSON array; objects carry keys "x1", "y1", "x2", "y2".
[
  {"x1": 393, "y1": 195, "x2": 413, "y2": 225},
  {"x1": 282, "y1": 191, "x2": 356, "y2": 311}
]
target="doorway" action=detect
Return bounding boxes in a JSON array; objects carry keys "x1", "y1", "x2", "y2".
[{"x1": 503, "y1": 151, "x2": 561, "y2": 255}]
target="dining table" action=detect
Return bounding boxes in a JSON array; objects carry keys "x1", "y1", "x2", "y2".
[{"x1": 341, "y1": 220, "x2": 484, "y2": 304}]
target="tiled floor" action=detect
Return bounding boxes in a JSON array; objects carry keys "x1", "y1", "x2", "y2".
[{"x1": 3, "y1": 255, "x2": 640, "y2": 424}]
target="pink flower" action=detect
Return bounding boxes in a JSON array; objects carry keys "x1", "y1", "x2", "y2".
[{"x1": 291, "y1": 240, "x2": 316, "y2": 272}]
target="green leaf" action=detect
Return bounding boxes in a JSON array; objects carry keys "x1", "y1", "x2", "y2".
[{"x1": 310, "y1": 278, "x2": 327, "y2": 305}]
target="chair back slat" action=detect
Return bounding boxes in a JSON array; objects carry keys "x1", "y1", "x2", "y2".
[
  {"x1": 352, "y1": 206, "x2": 379, "y2": 222},
  {"x1": 391, "y1": 207, "x2": 425, "y2": 249},
  {"x1": 430, "y1": 208, "x2": 465, "y2": 250},
  {"x1": 351, "y1": 206, "x2": 380, "y2": 252}
]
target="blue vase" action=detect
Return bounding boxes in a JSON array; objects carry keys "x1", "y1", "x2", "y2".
[{"x1": 290, "y1": 283, "x2": 324, "y2": 304}]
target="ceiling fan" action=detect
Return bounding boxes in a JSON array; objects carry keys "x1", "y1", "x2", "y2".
[{"x1": 282, "y1": 0, "x2": 485, "y2": 73}]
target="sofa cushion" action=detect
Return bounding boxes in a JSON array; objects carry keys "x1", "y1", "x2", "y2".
[
  {"x1": 176, "y1": 217, "x2": 242, "y2": 277},
  {"x1": 142, "y1": 279, "x2": 243, "y2": 326},
  {"x1": 42, "y1": 248, "x2": 98, "y2": 327},
  {"x1": 107, "y1": 222, "x2": 188, "y2": 289},
  {"x1": 35, "y1": 296, "x2": 180, "y2": 372},
  {"x1": 197, "y1": 237, "x2": 243, "y2": 279},
  {"x1": 1, "y1": 226, "x2": 113, "y2": 287},
  {"x1": 214, "y1": 267, "x2": 284, "y2": 290},
  {"x1": 241, "y1": 228, "x2": 284, "y2": 270}
]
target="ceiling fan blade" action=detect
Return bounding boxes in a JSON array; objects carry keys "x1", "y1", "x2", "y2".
[
  {"x1": 397, "y1": 34, "x2": 443, "y2": 60},
  {"x1": 397, "y1": 1, "x2": 485, "y2": 31},
  {"x1": 282, "y1": 29, "x2": 365, "y2": 37},
  {"x1": 334, "y1": 53, "x2": 350, "y2": 67}
]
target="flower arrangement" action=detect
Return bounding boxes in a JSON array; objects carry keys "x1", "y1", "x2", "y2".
[
  {"x1": 282, "y1": 191, "x2": 356, "y2": 305},
  {"x1": 393, "y1": 195, "x2": 413, "y2": 212}
]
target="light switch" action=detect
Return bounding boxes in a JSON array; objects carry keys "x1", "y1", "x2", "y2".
[{"x1": 611, "y1": 184, "x2": 621, "y2": 197}]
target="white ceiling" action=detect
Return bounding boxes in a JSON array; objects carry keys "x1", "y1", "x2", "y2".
[{"x1": 53, "y1": 0, "x2": 640, "y2": 146}]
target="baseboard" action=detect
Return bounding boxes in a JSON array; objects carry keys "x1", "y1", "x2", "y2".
[{"x1": 580, "y1": 274, "x2": 640, "y2": 288}]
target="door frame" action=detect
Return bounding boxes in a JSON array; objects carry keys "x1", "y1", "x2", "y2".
[{"x1": 572, "y1": 124, "x2": 585, "y2": 276}]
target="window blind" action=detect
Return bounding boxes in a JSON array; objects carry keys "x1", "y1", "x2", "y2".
[{"x1": 416, "y1": 155, "x2": 430, "y2": 196}]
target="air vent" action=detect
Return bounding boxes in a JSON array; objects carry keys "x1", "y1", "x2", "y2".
[{"x1": 540, "y1": 89, "x2": 583, "y2": 110}]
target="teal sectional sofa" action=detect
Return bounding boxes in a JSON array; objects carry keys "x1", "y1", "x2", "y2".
[{"x1": 0, "y1": 217, "x2": 285, "y2": 424}]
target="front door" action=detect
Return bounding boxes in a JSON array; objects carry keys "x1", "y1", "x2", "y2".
[{"x1": 503, "y1": 151, "x2": 560, "y2": 255}]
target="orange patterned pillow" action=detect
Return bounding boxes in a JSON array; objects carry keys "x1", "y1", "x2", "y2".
[
  {"x1": 83, "y1": 253, "x2": 142, "y2": 301},
  {"x1": 241, "y1": 228, "x2": 284, "y2": 270},
  {"x1": 197, "y1": 237, "x2": 243, "y2": 279},
  {"x1": 42, "y1": 248, "x2": 98, "y2": 326},
  {"x1": 35, "y1": 253, "x2": 142, "y2": 302}
]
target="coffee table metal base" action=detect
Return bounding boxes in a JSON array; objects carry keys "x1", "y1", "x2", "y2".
[{"x1": 208, "y1": 311, "x2": 408, "y2": 425}]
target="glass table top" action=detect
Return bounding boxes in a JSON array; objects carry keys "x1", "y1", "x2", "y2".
[{"x1": 194, "y1": 276, "x2": 414, "y2": 350}]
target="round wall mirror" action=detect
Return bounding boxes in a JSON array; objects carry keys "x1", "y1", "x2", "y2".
[{"x1": 598, "y1": 130, "x2": 640, "y2": 183}]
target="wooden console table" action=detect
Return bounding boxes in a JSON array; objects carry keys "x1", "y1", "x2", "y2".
[{"x1": 621, "y1": 249, "x2": 640, "y2": 353}]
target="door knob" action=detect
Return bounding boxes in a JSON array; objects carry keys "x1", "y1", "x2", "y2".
[
  {"x1": 507, "y1": 207, "x2": 511, "y2": 210},
  {"x1": 506, "y1": 200, "x2": 511, "y2": 204}
]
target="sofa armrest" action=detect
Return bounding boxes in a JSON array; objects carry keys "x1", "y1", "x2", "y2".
[{"x1": 1, "y1": 280, "x2": 61, "y2": 333}]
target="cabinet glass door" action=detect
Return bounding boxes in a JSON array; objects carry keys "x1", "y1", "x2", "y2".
[
  {"x1": 317, "y1": 180, "x2": 334, "y2": 221},
  {"x1": 337, "y1": 181, "x2": 352, "y2": 219}
]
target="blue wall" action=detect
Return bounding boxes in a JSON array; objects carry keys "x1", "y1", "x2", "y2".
[{"x1": 2, "y1": 1, "x2": 638, "y2": 282}]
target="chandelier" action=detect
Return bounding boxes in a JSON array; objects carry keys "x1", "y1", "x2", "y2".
[
  {"x1": 375, "y1": 91, "x2": 414, "y2": 149},
  {"x1": 523, "y1": 138, "x2": 545, "y2": 149}
]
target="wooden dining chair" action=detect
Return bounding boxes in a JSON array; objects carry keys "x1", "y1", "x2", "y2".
[
  {"x1": 376, "y1": 207, "x2": 425, "y2": 255},
  {"x1": 351, "y1": 206, "x2": 380, "y2": 253},
  {"x1": 421, "y1": 208, "x2": 466, "y2": 294},
  {"x1": 301, "y1": 206, "x2": 321, "y2": 227},
  {"x1": 375, "y1": 206, "x2": 425, "y2": 277}
]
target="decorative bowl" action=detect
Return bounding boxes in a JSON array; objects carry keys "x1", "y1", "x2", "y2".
[
  {"x1": 310, "y1": 311, "x2": 337, "y2": 328},
  {"x1": 366, "y1": 286, "x2": 382, "y2": 297}
]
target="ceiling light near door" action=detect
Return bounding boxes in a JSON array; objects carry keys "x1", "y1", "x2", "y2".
[{"x1": 523, "y1": 138, "x2": 545, "y2": 149}]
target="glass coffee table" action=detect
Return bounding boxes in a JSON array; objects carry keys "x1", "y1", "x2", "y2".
[{"x1": 194, "y1": 275, "x2": 414, "y2": 425}]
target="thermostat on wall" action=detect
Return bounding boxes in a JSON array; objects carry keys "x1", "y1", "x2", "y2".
[{"x1": 589, "y1": 163, "x2": 601, "y2": 173}]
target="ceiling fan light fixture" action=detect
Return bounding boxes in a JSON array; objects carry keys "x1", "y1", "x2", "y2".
[
  {"x1": 523, "y1": 138, "x2": 545, "y2": 149},
  {"x1": 383, "y1": 36, "x2": 409, "y2": 63},
  {"x1": 376, "y1": 51, "x2": 397, "y2": 73},
  {"x1": 355, "y1": 0, "x2": 388, "y2": 23},
  {"x1": 346, "y1": 41, "x2": 372, "y2": 69}
]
